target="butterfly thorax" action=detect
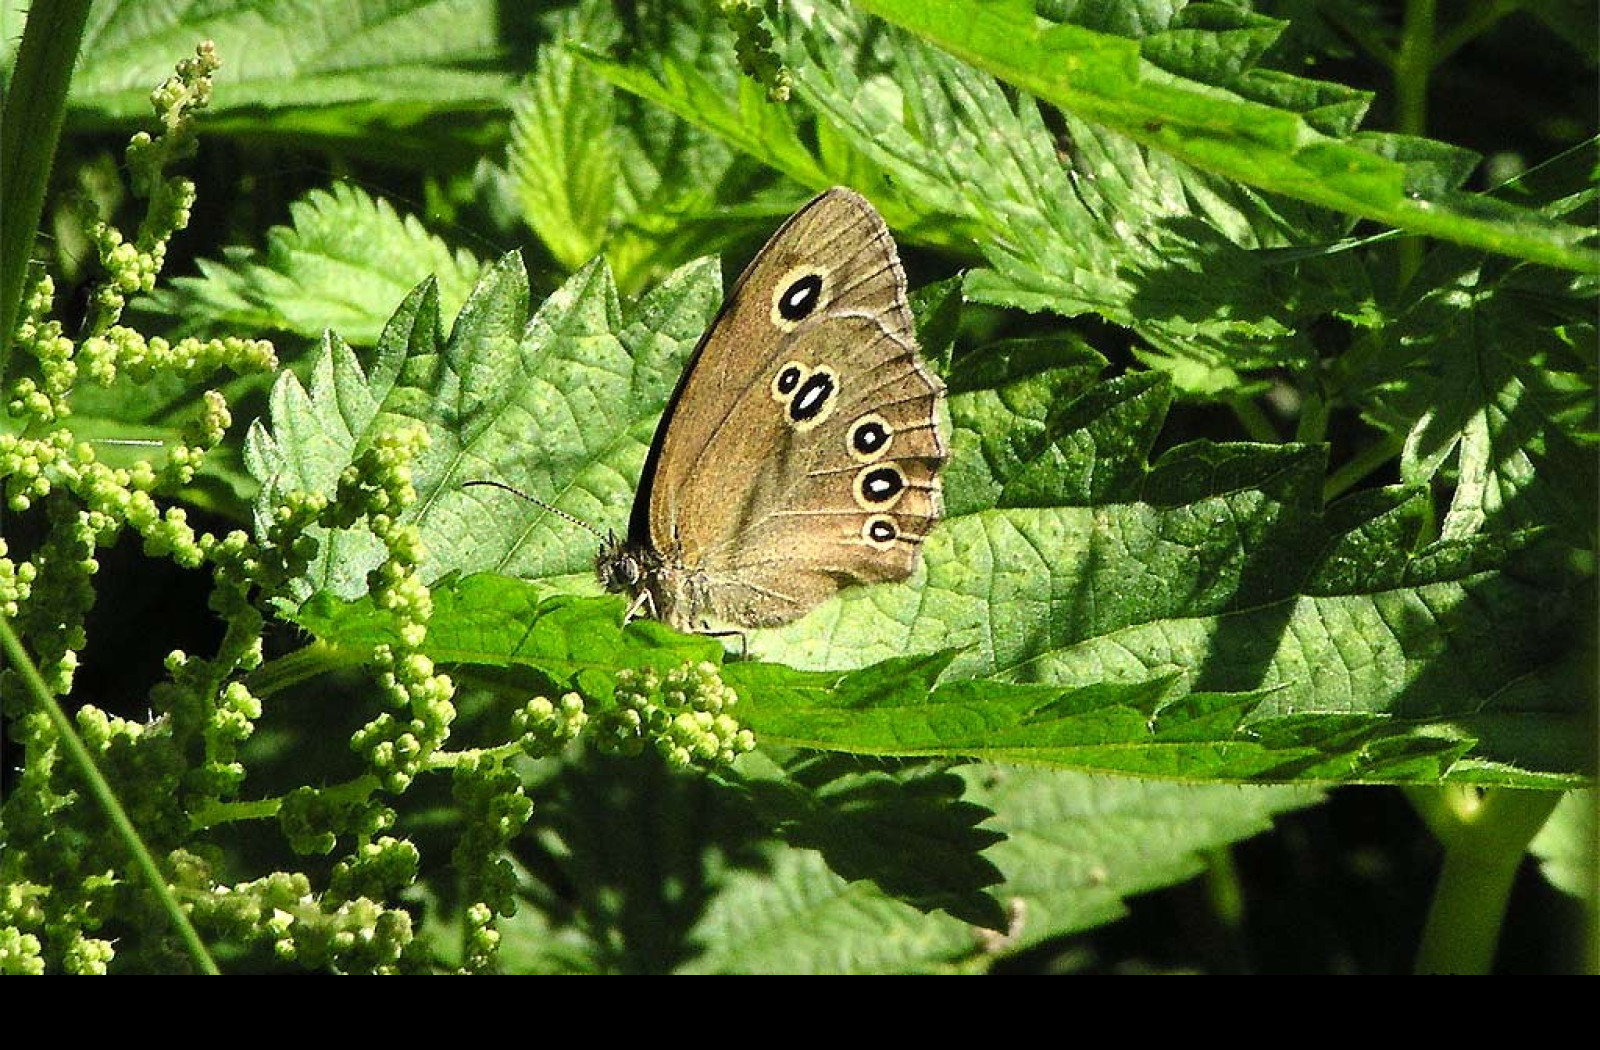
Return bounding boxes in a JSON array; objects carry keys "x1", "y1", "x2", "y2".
[{"x1": 595, "y1": 534, "x2": 709, "y2": 631}]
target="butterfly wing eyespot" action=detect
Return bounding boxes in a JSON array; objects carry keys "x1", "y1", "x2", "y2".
[
  {"x1": 785, "y1": 366, "x2": 837, "y2": 429},
  {"x1": 769, "y1": 265, "x2": 829, "y2": 331},
  {"x1": 770, "y1": 361, "x2": 806, "y2": 401},
  {"x1": 854, "y1": 464, "x2": 907, "y2": 509},
  {"x1": 861, "y1": 514, "x2": 899, "y2": 550},
  {"x1": 847, "y1": 414, "x2": 893, "y2": 461}
]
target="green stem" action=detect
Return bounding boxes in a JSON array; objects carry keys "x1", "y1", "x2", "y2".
[
  {"x1": 1, "y1": 618, "x2": 221, "y2": 975},
  {"x1": 1226, "y1": 394, "x2": 1281, "y2": 444},
  {"x1": 0, "y1": 0, "x2": 92, "y2": 364},
  {"x1": 1434, "y1": 0, "x2": 1520, "y2": 64},
  {"x1": 426, "y1": 741, "x2": 528, "y2": 771},
  {"x1": 246, "y1": 638, "x2": 370, "y2": 698},
  {"x1": 1394, "y1": 0, "x2": 1436, "y2": 137},
  {"x1": 1324, "y1": 433, "x2": 1403, "y2": 502},
  {"x1": 1202, "y1": 847, "x2": 1245, "y2": 930},
  {"x1": 187, "y1": 774, "x2": 381, "y2": 832},
  {"x1": 1393, "y1": 0, "x2": 1436, "y2": 285},
  {"x1": 1408, "y1": 785, "x2": 1561, "y2": 974},
  {"x1": 1294, "y1": 380, "x2": 1329, "y2": 446}
]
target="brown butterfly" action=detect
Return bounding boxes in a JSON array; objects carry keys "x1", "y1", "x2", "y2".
[{"x1": 594, "y1": 188, "x2": 947, "y2": 631}]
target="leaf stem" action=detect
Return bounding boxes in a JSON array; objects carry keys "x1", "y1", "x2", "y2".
[
  {"x1": 1, "y1": 618, "x2": 221, "y2": 974},
  {"x1": 1408, "y1": 785, "x2": 1561, "y2": 974},
  {"x1": 1202, "y1": 846, "x2": 1245, "y2": 929},
  {"x1": 187, "y1": 774, "x2": 382, "y2": 832},
  {"x1": 426, "y1": 742, "x2": 528, "y2": 770}
]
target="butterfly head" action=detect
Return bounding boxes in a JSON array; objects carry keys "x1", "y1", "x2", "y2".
[{"x1": 595, "y1": 531, "x2": 643, "y2": 594}]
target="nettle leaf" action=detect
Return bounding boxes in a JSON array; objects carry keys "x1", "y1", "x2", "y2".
[
  {"x1": 784, "y1": 3, "x2": 1355, "y2": 389},
  {"x1": 683, "y1": 767, "x2": 1317, "y2": 973},
  {"x1": 255, "y1": 254, "x2": 1588, "y2": 789},
  {"x1": 1353, "y1": 248, "x2": 1598, "y2": 548},
  {"x1": 66, "y1": 0, "x2": 515, "y2": 146},
  {"x1": 510, "y1": 0, "x2": 781, "y2": 294},
  {"x1": 138, "y1": 184, "x2": 487, "y2": 345},
  {"x1": 510, "y1": 2, "x2": 622, "y2": 273},
  {"x1": 732, "y1": 752, "x2": 1009, "y2": 930},
  {"x1": 576, "y1": 6, "x2": 937, "y2": 243},
  {"x1": 294, "y1": 578, "x2": 725, "y2": 689},
  {"x1": 249, "y1": 236, "x2": 1585, "y2": 949},
  {"x1": 1530, "y1": 789, "x2": 1597, "y2": 902},
  {"x1": 741, "y1": 343, "x2": 1587, "y2": 788},
  {"x1": 586, "y1": 0, "x2": 1381, "y2": 391},
  {"x1": 854, "y1": 0, "x2": 1598, "y2": 272},
  {"x1": 246, "y1": 251, "x2": 721, "y2": 605}
]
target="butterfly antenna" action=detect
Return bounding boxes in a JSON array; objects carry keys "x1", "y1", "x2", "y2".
[{"x1": 462, "y1": 479, "x2": 607, "y2": 540}]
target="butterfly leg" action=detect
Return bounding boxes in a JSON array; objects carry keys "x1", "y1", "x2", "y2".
[
  {"x1": 701, "y1": 627, "x2": 748, "y2": 660},
  {"x1": 623, "y1": 589, "x2": 656, "y2": 625}
]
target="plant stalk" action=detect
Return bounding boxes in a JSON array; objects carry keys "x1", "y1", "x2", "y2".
[
  {"x1": 0, "y1": 0, "x2": 92, "y2": 364},
  {"x1": 1409, "y1": 785, "x2": 1561, "y2": 974},
  {"x1": 1, "y1": 618, "x2": 221, "y2": 974},
  {"x1": 1393, "y1": 0, "x2": 1437, "y2": 285}
]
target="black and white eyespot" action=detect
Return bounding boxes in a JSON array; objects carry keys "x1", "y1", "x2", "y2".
[
  {"x1": 847, "y1": 414, "x2": 893, "y2": 462},
  {"x1": 787, "y1": 366, "x2": 838, "y2": 429},
  {"x1": 861, "y1": 514, "x2": 899, "y2": 551},
  {"x1": 770, "y1": 361, "x2": 806, "y2": 402},
  {"x1": 770, "y1": 266, "x2": 829, "y2": 331},
  {"x1": 854, "y1": 464, "x2": 906, "y2": 509}
]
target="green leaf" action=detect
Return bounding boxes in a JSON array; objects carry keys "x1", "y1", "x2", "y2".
[
  {"x1": 683, "y1": 768, "x2": 1318, "y2": 973},
  {"x1": 65, "y1": 0, "x2": 517, "y2": 149},
  {"x1": 255, "y1": 248, "x2": 1589, "y2": 787},
  {"x1": 510, "y1": 0, "x2": 784, "y2": 294},
  {"x1": 293, "y1": 578, "x2": 725, "y2": 684},
  {"x1": 742, "y1": 345, "x2": 1587, "y2": 787},
  {"x1": 852, "y1": 0, "x2": 1598, "y2": 272},
  {"x1": 574, "y1": 5, "x2": 939, "y2": 242},
  {"x1": 245, "y1": 250, "x2": 721, "y2": 605},
  {"x1": 509, "y1": 3, "x2": 621, "y2": 273},
  {"x1": 578, "y1": 45, "x2": 828, "y2": 197},
  {"x1": 1352, "y1": 248, "x2": 1599, "y2": 548},
  {"x1": 1530, "y1": 789, "x2": 1598, "y2": 901},
  {"x1": 735, "y1": 752, "x2": 1009, "y2": 929},
  {"x1": 590, "y1": 1, "x2": 1377, "y2": 391},
  {"x1": 138, "y1": 184, "x2": 487, "y2": 346}
]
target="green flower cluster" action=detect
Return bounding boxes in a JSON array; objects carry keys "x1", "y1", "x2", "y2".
[
  {"x1": 327, "y1": 423, "x2": 458, "y2": 792},
  {"x1": 0, "y1": 42, "x2": 298, "y2": 974},
  {"x1": 0, "y1": 845, "x2": 117, "y2": 974},
  {"x1": 1, "y1": 698, "x2": 185, "y2": 973},
  {"x1": 451, "y1": 754, "x2": 535, "y2": 973},
  {"x1": 720, "y1": 0, "x2": 792, "y2": 101},
  {"x1": 1, "y1": 37, "x2": 277, "y2": 710},
  {"x1": 512, "y1": 691, "x2": 589, "y2": 757},
  {"x1": 596, "y1": 661, "x2": 757, "y2": 770},
  {"x1": 277, "y1": 785, "x2": 397, "y2": 858},
  {"x1": 176, "y1": 851, "x2": 417, "y2": 973}
]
